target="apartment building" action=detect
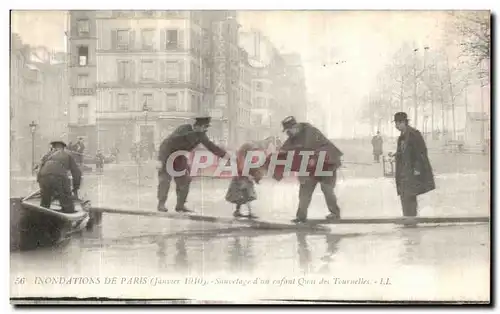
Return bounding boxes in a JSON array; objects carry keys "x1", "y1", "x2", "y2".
[{"x1": 67, "y1": 10, "x2": 98, "y2": 153}]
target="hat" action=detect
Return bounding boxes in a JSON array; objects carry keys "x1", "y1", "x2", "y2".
[
  {"x1": 194, "y1": 116, "x2": 211, "y2": 126},
  {"x1": 393, "y1": 112, "x2": 409, "y2": 122},
  {"x1": 282, "y1": 116, "x2": 297, "y2": 131},
  {"x1": 50, "y1": 140, "x2": 67, "y2": 148}
]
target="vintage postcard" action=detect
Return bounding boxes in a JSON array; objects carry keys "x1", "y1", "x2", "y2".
[{"x1": 9, "y1": 9, "x2": 491, "y2": 304}]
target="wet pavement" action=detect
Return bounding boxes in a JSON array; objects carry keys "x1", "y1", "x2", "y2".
[{"x1": 10, "y1": 161, "x2": 490, "y2": 301}]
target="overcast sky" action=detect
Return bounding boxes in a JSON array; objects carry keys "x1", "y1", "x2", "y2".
[{"x1": 12, "y1": 10, "x2": 453, "y2": 137}]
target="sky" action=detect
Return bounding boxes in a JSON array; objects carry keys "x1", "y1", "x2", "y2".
[{"x1": 11, "y1": 10, "x2": 455, "y2": 138}]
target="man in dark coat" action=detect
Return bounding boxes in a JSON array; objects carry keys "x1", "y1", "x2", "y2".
[
  {"x1": 371, "y1": 131, "x2": 383, "y2": 163},
  {"x1": 37, "y1": 140, "x2": 82, "y2": 213},
  {"x1": 274, "y1": 116, "x2": 344, "y2": 223},
  {"x1": 393, "y1": 112, "x2": 436, "y2": 217},
  {"x1": 157, "y1": 117, "x2": 230, "y2": 213}
]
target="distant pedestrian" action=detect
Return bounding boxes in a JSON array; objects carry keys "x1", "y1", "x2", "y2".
[
  {"x1": 95, "y1": 149, "x2": 105, "y2": 174},
  {"x1": 371, "y1": 131, "x2": 383, "y2": 163},
  {"x1": 393, "y1": 112, "x2": 436, "y2": 217}
]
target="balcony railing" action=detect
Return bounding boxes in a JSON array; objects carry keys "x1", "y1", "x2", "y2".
[
  {"x1": 78, "y1": 118, "x2": 89, "y2": 125},
  {"x1": 71, "y1": 87, "x2": 96, "y2": 96}
]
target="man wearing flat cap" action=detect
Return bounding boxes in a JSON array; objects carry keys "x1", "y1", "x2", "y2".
[
  {"x1": 392, "y1": 112, "x2": 435, "y2": 217},
  {"x1": 274, "y1": 116, "x2": 344, "y2": 223},
  {"x1": 37, "y1": 140, "x2": 82, "y2": 213},
  {"x1": 156, "y1": 116, "x2": 230, "y2": 213}
]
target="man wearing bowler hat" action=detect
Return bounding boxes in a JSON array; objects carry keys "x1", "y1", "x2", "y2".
[
  {"x1": 276, "y1": 116, "x2": 344, "y2": 223},
  {"x1": 37, "y1": 140, "x2": 82, "y2": 213},
  {"x1": 392, "y1": 112, "x2": 435, "y2": 217},
  {"x1": 156, "y1": 116, "x2": 230, "y2": 213}
]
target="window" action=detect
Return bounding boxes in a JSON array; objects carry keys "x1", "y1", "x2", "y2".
[
  {"x1": 77, "y1": 20, "x2": 90, "y2": 36},
  {"x1": 78, "y1": 46, "x2": 88, "y2": 66},
  {"x1": 166, "y1": 93, "x2": 177, "y2": 111},
  {"x1": 255, "y1": 81, "x2": 263, "y2": 92},
  {"x1": 166, "y1": 30, "x2": 178, "y2": 49},
  {"x1": 116, "y1": 30, "x2": 130, "y2": 49},
  {"x1": 78, "y1": 104, "x2": 88, "y2": 124},
  {"x1": 117, "y1": 60, "x2": 131, "y2": 81},
  {"x1": 117, "y1": 93, "x2": 129, "y2": 111},
  {"x1": 141, "y1": 29, "x2": 154, "y2": 50},
  {"x1": 191, "y1": 94, "x2": 196, "y2": 112},
  {"x1": 141, "y1": 60, "x2": 155, "y2": 81},
  {"x1": 77, "y1": 74, "x2": 89, "y2": 88},
  {"x1": 166, "y1": 61, "x2": 179, "y2": 80},
  {"x1": 142, "y1": 93, "x2": 153, "y2": 109}
]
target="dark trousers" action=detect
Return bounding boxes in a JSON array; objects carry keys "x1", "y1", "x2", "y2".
[
  {"x1": 38, "y1": 174, "x2": 75, "y2": 213},
  {"x1": 400, "y1": 195, "x2": 418, "y2": 217},
  {"x1": 157, "y1": 169, "x2": 192, "y2": 210},
  {"x1": 296, "y1": 172, "x2": 340, "y2": 221},
  {"x1": 374, "y1": 154, "x2": 381, "y2": 162}
]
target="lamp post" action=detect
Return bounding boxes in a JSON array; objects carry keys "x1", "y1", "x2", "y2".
[{"x1": 29, "y1": 120, "x2": 38, "y2": 175}]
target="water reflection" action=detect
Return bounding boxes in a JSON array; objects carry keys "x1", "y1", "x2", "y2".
[
  {"x1": 155, "y1": 236, "x2": 189, "y2": 273},
  {"x1": 174, "y1": 236, "x2": 189, "y2": 272},
  {"x1": 227, "y1": 236, "x2": 255, "y2": 274},
  {"x1": 296, "y1": 232, "x2": 312, "y2": 274}
]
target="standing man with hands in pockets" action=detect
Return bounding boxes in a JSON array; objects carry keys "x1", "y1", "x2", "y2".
[{"x1": 392, "y1": 112, "x2": 435, "y2": 217}]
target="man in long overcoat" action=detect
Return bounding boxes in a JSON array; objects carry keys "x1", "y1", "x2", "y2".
[
  {"x1": 156, "y1": 117, "x2": 230, "y2": 213},
  {"x1": 272, "y1": 116, "x2": 344, "y2": 223},
  {"x1": 393, "y1": 112, "x2": 436, "y2": 217}
]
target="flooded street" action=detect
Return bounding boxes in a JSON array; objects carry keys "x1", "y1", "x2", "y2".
[{"x1": 10, "y1": 162, "x2": 490, "y2": 301}]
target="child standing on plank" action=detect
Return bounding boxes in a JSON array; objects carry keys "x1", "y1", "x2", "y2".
[{"x1": 225, "y1": 142, "x2": 266, "y2": 218}]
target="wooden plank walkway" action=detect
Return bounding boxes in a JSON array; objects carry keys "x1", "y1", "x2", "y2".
[
  {"x1": 88, "y1": 206, "x2": 489, "y2": 230},
  {"x1": 88, "y1": 206, "x2": 329, "y2": 231}
]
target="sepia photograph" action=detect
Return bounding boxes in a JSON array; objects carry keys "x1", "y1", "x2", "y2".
[{"x1": 8, "y1": 7, "x2": 491, "y2": 304}]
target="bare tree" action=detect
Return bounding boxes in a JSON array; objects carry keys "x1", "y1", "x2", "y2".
[{"x1": 447, "y1": 11, "x2": 490, "y2": 81}]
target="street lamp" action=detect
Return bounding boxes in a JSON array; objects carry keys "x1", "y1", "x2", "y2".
[{"x1": 29, "y1": 120, "x2": 38, "y2": 175}]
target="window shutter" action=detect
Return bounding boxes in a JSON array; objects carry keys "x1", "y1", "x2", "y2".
[
  {"x1": 129, "y1": 30, "x2": 135, "y2": 50},
  {"x1": 130, "y1": 60, "x2": 135, "y2": 82},
  {"x1": 160, "y1": 61, "x2": 165, "y2": 82},
  {"x1": 178, "y1": 60, "x2": 184, "y2": 82},
  {"x1": 160, "y1": 29, "x2": 166, "y2": 51},
  {"x1": 178, "y1": 29, "x2": 184, "y2": 49},
  {"x1": 111, "y1": 30, "x2": 117, "y2": 50}
]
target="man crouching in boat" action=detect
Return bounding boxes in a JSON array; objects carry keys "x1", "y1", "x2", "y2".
[
  {"x1": 274, "y1": 116, "x2": 344, "y2": 224},
  {"x1": 37, "y1": 140, "x2": 82, "y2": 214}
]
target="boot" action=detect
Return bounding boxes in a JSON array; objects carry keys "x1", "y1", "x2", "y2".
[
  {"x1": 157, "y1": 202, "x2": 168, "y2": 212},
  {"x1": 246, "y1": 203, "x2": 258, "y2": 219},
  {"x1": 325, "y1": 212, "x2": 340, "y2": 220},
  {"x1": 291, "y1": 217, "x2": 307, "y2": 224},
  {"x1": 175, "y1": 206, "x2": 193, "y2": 213},
  {"x1": 233, "y1": 204, "x2": 245, "y2": 218}
]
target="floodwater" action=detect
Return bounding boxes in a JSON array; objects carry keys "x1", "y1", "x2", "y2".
[{"x1": 10, "y1": 162, "x2": 490, "y2": 302}]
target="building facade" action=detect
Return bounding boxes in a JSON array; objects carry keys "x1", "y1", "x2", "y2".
[
  {"x1": 66, "y1": 11, "x2": 307, "y2": 156},
  {"x1": 239, "y1": 30, "x2": 308, "y2": 139},
  {"x1": 67, "y1": 10, "x2": 98, "y2": 153},
  {"x1": 67, "y1": 10, "x2": 253, "y2": 157},
  {"x1": 11, "y1": 34, "x2": 69, "y2": 172}
]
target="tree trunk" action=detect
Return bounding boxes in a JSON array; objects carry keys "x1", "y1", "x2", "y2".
[
  {"x1": 440, "y1": 82, "x2": 446, "y2": 137},
  {"x1": 413, "y1": 66, "x2": 419, "y2": 128},
  {"x1": 400, "y1": 76, "x2": 404, "y2": 111},
  {"x1": 445, "y1": 56, "x2": 456, "y2": 140},
  {"x1": 430, "y1": 90, "x2": 435, "y2": 138}
]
